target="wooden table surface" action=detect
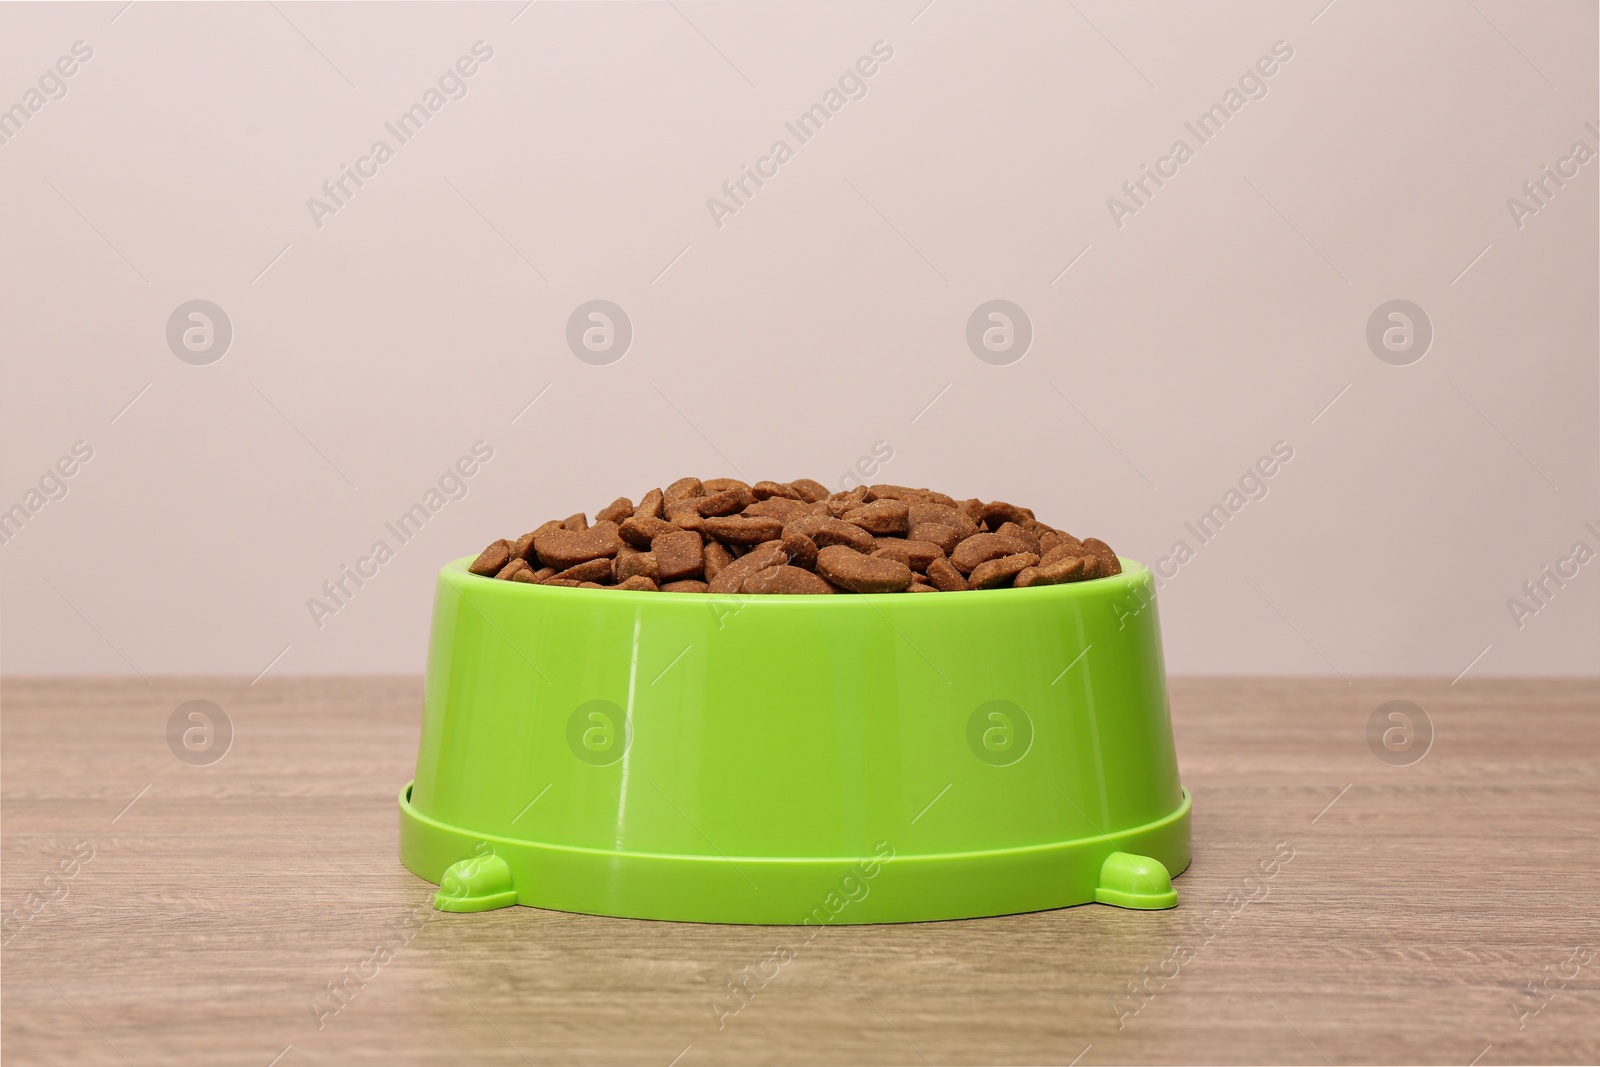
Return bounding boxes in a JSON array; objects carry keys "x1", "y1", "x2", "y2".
[{"x1": 2, "y1": 677, "x2": 1596, "y2": 1065}]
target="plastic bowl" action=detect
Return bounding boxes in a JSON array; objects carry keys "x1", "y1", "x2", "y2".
[{"x1": 399, "y1": 555, "x2": 1189, "y2": 922}]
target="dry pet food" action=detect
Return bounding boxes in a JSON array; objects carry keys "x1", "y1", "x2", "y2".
[{"x1": 467, "y1": 480, "x2": 1122, "y2": 594}]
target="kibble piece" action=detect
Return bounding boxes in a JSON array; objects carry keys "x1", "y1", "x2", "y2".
[
  {"x1": 742, "y1": 565, "x2": 834, "y2": 594},
  {"x1": 871, "y1": 539, "x2": 943, "y2": 571},
  {"x1": 562, "y1": 512, "x2": 589, "y2": 532},
  {"x1": 707, "y1": 543, "x2": 788, "y2": 593},
  {"x1": 751, "y1": 480, "x2": 800, "y2": 500},
  {"x1": 982, "y1": 502, "x2": 1031, "y2": 529},
  {"x1": 1015, "y1": 555, "x2": 1085, "y2": 587},
  {"x1": 1040, "y1": 542, "x2": 1082, "y2": 566},
  {"x1": 907, "y1": 581, "x2": 937, "y2": 593},
  {"x1": 615, "y1": 575, "x2": 659, "y2": 591},
  {"x1": 532, "y1": 566, "x2": 557, "y2": 582},
  {"x1": 950, "y1": 533, "x2": 1018, "y2": 575},
  {"x1": 469, "y1": 539, "x2": 513, "y2": 576},
  {"x1": 616, "y1": 552, "x2": 659, "y2": 582},
  {"x1": 843, "y1": 498, "x2": 911, "y2": 535},
  {"x1": 510, "y1": 566, "x2": 539, "y2": 583},
  {"x1": 1081, "y1": 537, "x2": 1122, "y2": 576},
  {"x1": 661, "y1": 579, "x2": 710, "y2": 593},
  {"x1": 969, "y1": 552, "x2": 1040, "y2": 590},
  {"x1": 596, "y1": 497, "x2": 634, "y2": 524},
  {"x1": 579, "y1": 581, "x2": 606, "y2": 588},
  {"x1": 908, "y1": 522, "x2": 962, "y2": 554},
  {"x1": 697, "y1": 486, "x2": 756, "y2": 517},
  {"x1": 959, "y1": 498, "x2": 985, "y2": 524},
  {"x1": 535, "y1": 522, "x2": 624, "y2": 568},
  {"x1": 908, "y1": 501, "x2": 979, "y2": 539},
  {"x1": 994, "y1": 521, "x2": 1041, "y2": 555},
  {"x1": 496, "y1": 558, "x2": 532, "y2": 581},
  {"x1": 785, "y1": 515, "x2": 876, "y2": 553},
  {"x1": 703, "y1": 515, "x2": 785, "y2": 545},
  {"x1": 551, "y1": 558, "x2": 615, "y2": 584},
  {"x1": 620, "y1": 514, "x2": 675, "y2": 548},
  {"x1": 787, "y1": 478, "x2": 830, "y2": 503},
  {"x1": 542, "y1": 578, "x2": 582, "y2": 587},
  {"x1": 664, "y1": 477, "x2": 704, "y2": 504},
  {"x1": 744, "y1": 496, "x2": 807, "y2": 522},
  {"x1": 511, "y1": 531, "x2": 539, "y2": 563},
  {"x1": 635, "y1": 488, "x2": 665, "y2": 520},
  {"x1": 781, "y1": 529, "x2": 818, "y2": 571},
  {"x1": 1078, "y1": 554, "x2": 1102, "y2": 580},
  {"x1": 663, "y1": 500, "x2": 707, "y2": 532},
  {"x1": 815, "y1": 545, "x2": 913, "y2": 594},
  {"x1": 654, "y1": 529, "x2": 706, "y2": 582},
  {"x1": 924, "y1": 557, "x2": 968, "y2": 592},
  {"x1": 703, "y1": 478, "x2": 749, "y2": 493},
  {"x1": 703, "y1": 541, "x2": 734, "y2": 581}
]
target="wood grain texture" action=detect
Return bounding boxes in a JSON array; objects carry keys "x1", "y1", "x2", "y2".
[{"x1": 3, "y1": 677, "x2": 1597, "y2": 1066}]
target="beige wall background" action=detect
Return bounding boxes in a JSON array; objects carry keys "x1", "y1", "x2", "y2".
[{"x1": 1, "y1": 0, "x2": 1594, "y2": 679}]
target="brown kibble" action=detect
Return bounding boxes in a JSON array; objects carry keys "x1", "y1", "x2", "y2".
[
  {"x1": 663, "y1": 500, "x2": 706, "y2": 532},
  {"x1": 742, "y1": 565, "x2": 834, "y2": 594},
  {"x1": 1081, "y1": 537, "x2": 1122, "y2": 576},
  {"x1": 994, "y1": 521, "x2": 1040, "y2": 555},
  {"x1": 706, "y1": 543, "x2": 788, "y2": 593},
  {"x1": 664, "y1": 477, "x2": 704, "y2": 504},
  {"x1": 1015, "y1": 555, "x2": 1085, "y2": 587},
  {"x1": 865, "y1": 484, "x2": 926, "y2": 503},
  {"x1": 1040, "y1": 543, "x2": 1081, "y2": 566},
  {"x1": 781, "y1": 529, "x2": 818, "y2": 570},
  {"x1": 470, "y1": 478, "x2": 1120, "y2": 594},
  {"x1": 751, "y1": 480, "x2": 800, "y2": 500},
  {"x1": 908, "y1": 501, "x2": 979, "y2": 539},
  {"x1": 535, "y1": 521, "x2": 624, "y2": 568},
  {"x1": 551, "y1": 558, "x2": 615, "y2": 584},
  {"x1": 950, "y1": 532, "x2": 1019, "y2": 575},
  {"x1": 908, "y1": 522, "x2": 962, "y2": 554},
  {"x1": 703, "y1": 515, "x2": 785, "y2": 545},
  {"x1": 616, "y1": 551, "x2": 659, "y2": 582},
  {"x1": 634, "y1": 488, "x2": 664, "y2": 520},
  {"x1": 843, "y1": 498, "x2": 911, "y2": 535},
  {"x1": 744, "y1": 496, "x2": 808, "y2": 522},
  {"x1": 619, "y1": 514, "x2": 675, "y2": 548},
  {"x1": 697, "y1": 486, "x2": 756, "y2": 517},
  {"x1": 815, "y1": 545, "x2": 913, "y2": 593},
  {"x1": 981, "y1": 502, "x2": 1030, "y2": 530},
  {"x1": 871, "y1": 539, "x2": 943, "y2": 571},
  {"x1": 787, "y1": 478, "x2": 830, "y2": 503},
  {"x1": 784, "y1": 515, "x2": 876, "y2": 553},
  {"x1": 469, "y1": 539, "x2": 512, "y2": 576},
  {"x1": 924, "y1": 557, "x2": 968, "y2": 592},
  {"x1": 703, "y1": 541, "x2": 734, "y2": 581},
  {"x1": 654, "y1": 529, "x2": 705, "y2": 582},
  {"x1": 495, "y1": 558, "x2": 532, "y2": 581},
  {"x1": 969, "y1": 552, "x2": 1039, "y2": 590}
]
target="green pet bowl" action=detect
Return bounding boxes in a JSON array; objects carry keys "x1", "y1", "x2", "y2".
[{"x1": 399, "y1": 556, "x2": 1190, "y2": 923}]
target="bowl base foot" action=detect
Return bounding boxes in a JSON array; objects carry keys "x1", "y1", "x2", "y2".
[{"x1": 1094, "y1": 851, "x2": 1177, "y2": 909}]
